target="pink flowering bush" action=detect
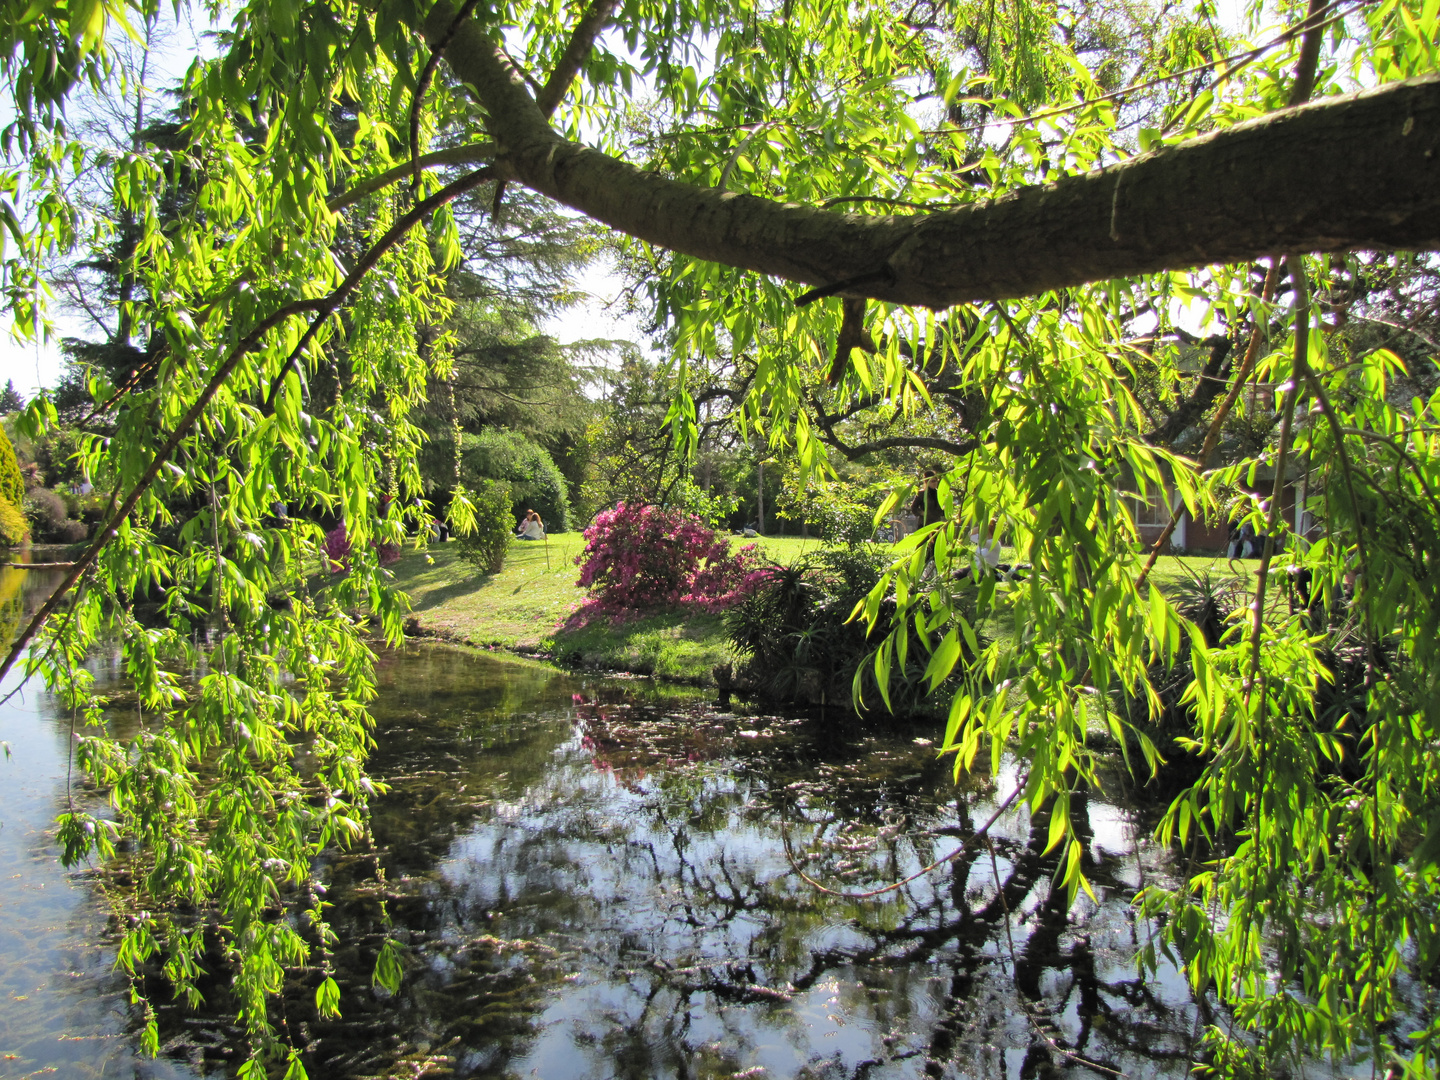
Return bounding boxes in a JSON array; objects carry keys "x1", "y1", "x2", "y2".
[
  {"x1": 324, "y1": 524, "x2": 352, "y2": 572},
  {"x1": 570, "y1": 502, "x2": 770, "y2": 623},
  {"x1": 323, "y1": 522, "x2": 401, "y2": 572}
]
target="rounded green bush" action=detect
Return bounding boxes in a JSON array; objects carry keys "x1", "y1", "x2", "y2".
[
  {"x1": 0, "y1": 493, "x2": 28, "y2": 546},
  {"x1": 0, "y1": 427, "x2": 24, "y2": 508}
]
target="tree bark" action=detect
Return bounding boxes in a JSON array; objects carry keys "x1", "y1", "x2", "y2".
[{"x1": 425, "y1": 3, "x2": 1440, "y2": 308}]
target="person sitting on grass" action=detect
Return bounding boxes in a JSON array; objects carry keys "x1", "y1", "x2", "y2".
[{"x1": 517, "y1": 509, "x2": 545, "y2": 541}]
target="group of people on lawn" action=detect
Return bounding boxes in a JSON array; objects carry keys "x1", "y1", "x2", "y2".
[{"x1": 517, "y1": 509, "x2": 546, "y2": 541}]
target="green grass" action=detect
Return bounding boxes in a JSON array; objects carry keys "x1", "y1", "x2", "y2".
[
  {"x1": 389, "y1": 534, "x2": 590, "y2": 647},
  {"x1": 386, "y1": 532, "x2": 822, "y2": 681},
  {"x1": 387, "y1": 531, "x2": 1263, "y2": 684}
]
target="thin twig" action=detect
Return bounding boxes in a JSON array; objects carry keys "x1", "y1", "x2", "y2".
[
  {"x1": 986, "y1": 838, "x2": 1123, "y2": 1075},
  {"x1": 327, "y1": 143, "x2": 495, "y2": 213},
  {"x1": 782, "y1": 777, "x2": 1026, "y2": 899},
  {"x1": 263, "y1": 166, "x2": 497, "y2": 409}
]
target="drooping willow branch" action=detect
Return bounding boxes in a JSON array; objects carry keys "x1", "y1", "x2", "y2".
[
  {"x1": 263, "y1": 166, "x2": 497, "y2": 409},
  {"x1": 1133, "y1": 260, "x2": 1283, "y2": 590},
  {"x1": 925, "y1": 0, "x2": 1372, "y2": 141},
  {"x1": 1245, "y1": 257, "x2": 1309, "y2": 705},
  {"x1": 1133, "y1": 0, "x2": 1333, "y2": 591},
  {"x1": 0, "y1": 298, "x2": 322, "y2": 687},
  {"x1": 0, "y1": 166, "x2": 496, "y2": 688}
]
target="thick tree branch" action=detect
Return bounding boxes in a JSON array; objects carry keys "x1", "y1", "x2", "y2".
[
  {"x1": 1287, "y1": 0, "x2": 1330, "y2": 107},
  {"x1": 410, "y1": 0, "x2": 486, "y2": 190},
  {"x1": 535, "y1": 0, "x2": 618, "y2": 118},
  {"x1": 424, "y1": 4, "x2": 1440, "y2": 309},
  {"x1": 824, "y1": 432, "x2": 981, "y2": 460},
  {"x1": 808, "y1": 390, "x2": 979, "y2": 460}
]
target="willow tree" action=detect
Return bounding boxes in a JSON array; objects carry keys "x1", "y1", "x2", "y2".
[{"x1": 2, "y1": 0, "x2": 1439, "y2": 1074}]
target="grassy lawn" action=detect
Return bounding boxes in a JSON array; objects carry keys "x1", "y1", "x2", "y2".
[
  {"x1": 387, "y1": 530, "x2": 1270, "y2": 683},
  {"x1": 386, "y1": 532, "x2": 821, "y2": 681},
  {"x1": 1147, "y1": 551, "x2": 1251, "y2": 590}
]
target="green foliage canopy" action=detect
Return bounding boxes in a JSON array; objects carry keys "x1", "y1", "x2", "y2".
[{"x1": 0, "y1": 0, "x2": 1438, "y2": 1076}]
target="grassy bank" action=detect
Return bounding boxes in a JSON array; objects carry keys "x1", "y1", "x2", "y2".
[
  {"x1": 387, "y1": 534, "x2": 1261, "y2": 683},
  {"x1": 388, "y1": 533, "x2": 822, "y2": 681}
]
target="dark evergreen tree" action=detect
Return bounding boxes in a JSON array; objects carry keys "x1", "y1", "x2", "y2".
[{"x1": 0, "y1": 379, "x2": 22, "y2": 413}]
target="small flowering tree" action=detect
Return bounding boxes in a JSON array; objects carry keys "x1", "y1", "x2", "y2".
[{"x1": 573, "y1": 502, "x2": 768, "y2": 620}]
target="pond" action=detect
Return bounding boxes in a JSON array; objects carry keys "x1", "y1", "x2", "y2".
[{"x1": 0, "y1": 561, "x2": 1209, "y2": 1079}]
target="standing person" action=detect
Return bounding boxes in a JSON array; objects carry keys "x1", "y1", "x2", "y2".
[
  {"x1": 910, "y1": 470, "x2": 944, "y2": 529},
  {"x1": 517, "y1": 509, "x2": 545, "y2": 540}
]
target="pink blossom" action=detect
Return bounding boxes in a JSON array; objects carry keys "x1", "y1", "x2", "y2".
[{"x1": 564, "y1": 503, "x2": 772, "y2": 627}]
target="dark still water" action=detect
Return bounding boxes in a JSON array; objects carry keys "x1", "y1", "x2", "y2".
[{"x1": 0, "y1": 564, "x2": 1205, "y2": 1079}]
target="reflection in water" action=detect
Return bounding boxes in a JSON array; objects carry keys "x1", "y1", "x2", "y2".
[
  {"x1": 2, "y1": 561, "x2": 1207, "y2": 1079},
  {"x1": 269, "y1": 649, "x2": 1205, "y2": 1079},
  {"x1": 0, "y1": 562, "x2": 198, "y2": 1080}
]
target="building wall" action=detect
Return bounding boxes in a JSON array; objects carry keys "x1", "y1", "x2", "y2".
[{"x1": 1132, "y1": 481, "x2": 1312, "y2": 555}]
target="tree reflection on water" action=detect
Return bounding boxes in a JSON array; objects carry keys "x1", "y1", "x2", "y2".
[{"x1": 93, "y1": 644, "x2": 1208, "y2": 1078}]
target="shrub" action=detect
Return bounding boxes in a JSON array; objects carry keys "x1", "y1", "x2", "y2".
[
  {"x1": 0, "y1": 426, "x2": 23, "y2": 506},
  {"x1": 670, "y1": 479, "x2": 740, "y2": 529},
  {"x1": 34, "y1": 427, "x2": 87, "y2": 488},
  {"x1": 572, "y1": 502, "x2": 767, "y2": 621},
  {"x1": 454, "y1": 480, "x2": 513, "y2": 574},
  {"x1": 322, "y1": 521, "x2": 402, "y2": 572},
  {"x1": 459, "y1": 430, "x2": 572, "y2": 532},
  {"x1": 324, "y1": 523, "x2": 352, "y2": 572},
  {"x1": 20, "y1": 485, "x2": 92, "y2": 543},
  {"x1": 726, "y1": 547, "x2": 984, "y2": 712},
  {"x1": 24, "y1": 486, "x2": 68, "y2": 528},
  {"x1": 776, "y1": 472, "x2": 884, "y2": 545},
  {"x1": 814, "y1": 498, "x2": 878, "y2": 546},
  {"x1": 0, "y1": 493, "x2": 28, "y2": 546}
]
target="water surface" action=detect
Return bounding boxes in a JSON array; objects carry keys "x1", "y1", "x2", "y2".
[
  {"x1": 0, "y1": 561, "x2": 199, "y2": 1079},
  {"x1": 0, "y1": 563, "x2": 1206, "y2": 1079}
]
